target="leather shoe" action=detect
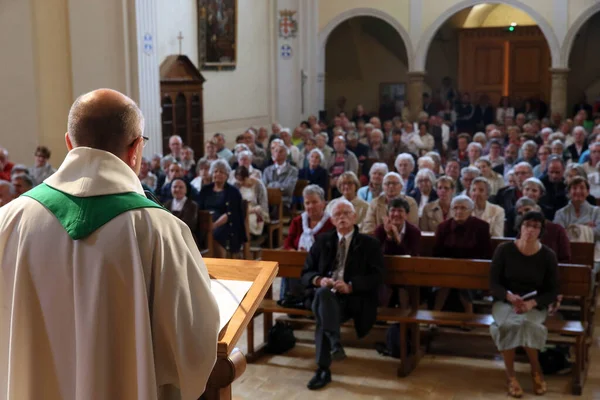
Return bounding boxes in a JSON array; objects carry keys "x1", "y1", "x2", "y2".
[
  {"x1": 331, "y1": 345, "x2": 347, "y2": 361},
  {"x1": 307, "y1": 368, "x2": 331, "y2": 390}
]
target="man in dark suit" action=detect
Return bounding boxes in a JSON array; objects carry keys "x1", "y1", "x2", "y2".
[
  {"x1": 493, "y1": 162, "x2": 533, "y2": 212},
  {"x1": 301, "y1": 199, "x2": 384, "y2": 390}
]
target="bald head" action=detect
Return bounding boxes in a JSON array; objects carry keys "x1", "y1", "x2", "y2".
[{"x1": 67, "y1": 89, "x2": 144, "y2": 156}]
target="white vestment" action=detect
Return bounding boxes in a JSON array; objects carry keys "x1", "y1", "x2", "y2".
[{"x1": 0, "y1": 148, "x2": 220, "y2": 400}]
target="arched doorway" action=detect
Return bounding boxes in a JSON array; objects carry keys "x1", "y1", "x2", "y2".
[
  {"x1": 418, "y1": 2, "x2": 555, "y2": 119},
  {"x1": 317, "y1": 8, "x2": 412, "y2": 120},
  {"x1": 565, "y1": 8, "x2": 600, "y2": 119},
  {"x1": 323, "y1": 16, "x2": 409, "y2": 120}
]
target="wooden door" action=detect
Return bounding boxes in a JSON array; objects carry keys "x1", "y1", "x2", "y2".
[
  {"x1": 509, "y1": 40, "x2": 550, "y2": 102},
  {"x1": 458, "y1": 26, "x2": 550, "y2": 106}
]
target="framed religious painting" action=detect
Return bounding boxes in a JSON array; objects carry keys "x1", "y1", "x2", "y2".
[
  {"x1": 197, "y1": 0, "x2": 237, "y2": 70},
  {"x1": 379, "y1": 82, "x2": 406, "y2": 116}
]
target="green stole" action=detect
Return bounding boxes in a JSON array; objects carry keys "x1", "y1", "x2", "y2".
[{"x1": 23, "y1": 183, "x2": 166, "y2": 240}]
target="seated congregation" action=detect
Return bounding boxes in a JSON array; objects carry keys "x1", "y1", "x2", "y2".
[{"x1": 1, "y1": 92, "x2": 599, "y2": 398}]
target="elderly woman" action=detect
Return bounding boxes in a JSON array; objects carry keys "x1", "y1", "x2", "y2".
[
  {"x1": 228, "y1": 150, "x2": 261, "y2": 184},
  {"x1": 518, "y1": 140, "x2": 539, "y2": 167},
  {"x1": 409, "y1": 168, "x2": 438, "y2": 217},
  {"x1": 298, "y1": 148, "x2": 328, "y2": 193},
  {"x1": 469, "y1": 177, "x2": 505, "y2": 237},
  {"x1": 361, "y1": 172, "x2": 418, "y2": 234},
  {"x1": 233, "y1": 165, "x2": 269, "y2": 236},
  {"x1": 197, "y1": 159, "x2": 247, "y2": 258},
  {"x1": 420, "y1": 176, "x2": 455, "y2": 232},
  {"x1": 375, "y1": 197, "x2": 422, "y2": 308},
  {"x1": 433, "y1": 195, "x2": 492, "y2": 313},
  {"x1": 358, "y1": 162, "x2": 388, "y2": 203},
  {"x1": 490, "y1": 211, "x2": 558, "y2": 397},
  {"x1": 467, "y1": 142, "x2": 483, "y2": 166},
  {"x1": 326, "y1": 172, "x2": 369, "y2": 229},
  {"x1": 551, "y1": 139, "x2": 569, "y2": 163},
  {"x1": 554, "y1": 177, "x2": 600, "y2": 272},
  {"x1": 285, "y1": 184, "x2": 334, "y2": 250},
  {"x1": 165, "y1": 178, "x2": 199, "y2": 238},
  {"x1": 375, "y1": 197, "x2": 421, "y2": 256},
  {"x1": 282, "y1": 184, "x2": 334, "y2": 302},
  {"x1": 459, "y1": 166, "x2": 481, "y2": 196},
  {"x1": 533, "y1": 145, "x2": 551, "y2": 178},
  {"x1": 395, "y1": 153, "x2": 416, "y2": 195},
  {"x1": 475, "y1": 158, "x2": 504, "y2": 196},
  {"x1": 298, "y1": 136, "x2": 317, "y2": 169}
]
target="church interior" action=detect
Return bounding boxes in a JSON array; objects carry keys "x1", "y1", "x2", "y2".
[{"x1": 5, "y1": 0, "x2": 600, "y2": 398}]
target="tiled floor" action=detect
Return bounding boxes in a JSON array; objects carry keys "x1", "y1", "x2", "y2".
[{"x1": 231, "y1": 279, "x2": 600, "y2": 399}]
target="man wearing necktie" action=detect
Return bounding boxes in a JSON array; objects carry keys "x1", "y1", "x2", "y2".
[{"x1": 301, "y1": 199, "x2": 384, "y2": 390}]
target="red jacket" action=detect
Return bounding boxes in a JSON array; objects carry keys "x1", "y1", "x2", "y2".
[
  {"x1": 0, "y1": 162, "x2": 14, "y2": 181},
  {"x1": 284, "y1": 214, "x2": 335, "y2": 250}
]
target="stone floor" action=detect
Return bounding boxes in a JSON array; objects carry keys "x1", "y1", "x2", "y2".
[{"x1": 231, "y1": 278, "x2": 600, "y2": 399}]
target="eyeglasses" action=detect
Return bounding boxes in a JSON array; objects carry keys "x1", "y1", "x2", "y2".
[
  {"x1": 131, "y1": 135, "x2": 150, "y2": 148},
  {"x1": 384, "y1": 181, "x2": 400, "y2": 186}
]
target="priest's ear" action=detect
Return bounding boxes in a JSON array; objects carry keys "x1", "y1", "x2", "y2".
[
  {"x1": 127, "y1": 135, "x2": 144, "y2": 174},
  {"x1": 65, "y1": 132, "x2": 74, "y2": 151}
]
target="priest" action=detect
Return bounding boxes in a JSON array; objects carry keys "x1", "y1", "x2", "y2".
[{"x1": 0, "y1": 89, "x2": 220, "y2": 400}]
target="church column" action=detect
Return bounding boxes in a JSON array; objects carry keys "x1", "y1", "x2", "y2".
[
  {"x1": 131, "y1": 0, "x2": 162, "y2": 157},
  {"x1": 407, "y1": 71, "x2": 426, "y2": 121},
  {"x1": 550, "y1": 68, "x2": 569, "y2": 120}
]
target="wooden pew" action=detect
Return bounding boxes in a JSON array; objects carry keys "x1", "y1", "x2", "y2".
[
  {"x1": 418, "y1": 232, "x2": 595, "y2": 267},
  {"x1": 252, "y1": 250, "x2": 592, "y2": 395}
]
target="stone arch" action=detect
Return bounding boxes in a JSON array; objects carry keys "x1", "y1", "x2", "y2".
[
  {"x1": 316, "y1": 8, "x2": 413, "y2": 111},
  {"x1": 561, "y1": 1, "x2": 600, "y2": 67},
  {"x1": 413, "y1": 0, "x2": 561, "y2": 71}
]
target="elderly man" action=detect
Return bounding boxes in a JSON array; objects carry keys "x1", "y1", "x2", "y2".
[
  {"x1": 567, "y1": 126, "x2": 588, "y2": 161},
  {"x1": 0, "y1": 180, "x2": 15, "y2": 207},
  {"x1": 327, "y1": 135, "x2": 359, "y2": 193},
  {"x1": 394, "y1": 153, "x2": 416, "y2": 195},
  {"x1": 301, "y1": 199, "x2": 383, "y2": 390},
  {"x1": 167, "y1": 134, "x2": 183, "y2": 161},
  {"x1": 30, "y1": 145, "x2": 56, "y2": 185},
  {"x1": 361, "y1": 172, "x2": 418, "y2": 234},
  {"x1": 459, "y1": 166, "x2": 481, "y2": 196},
  {"x1": 213, "y1": 132, "x2": 234, "y2": 160},
  {"x1": 263, "y1": 141, "x2": 298, "y2": 207},
  {"x1": 0, "y1": 89, "x2": 219, "y2": 399},
  {"x1": 0, "y1": 148, "x2": 14, "y2": 181},
  {"x1": 11, "y1": 173, "x2": 33, "y2": 196},
  {"x1": 494, "y1": 161, "x2": 534, "y2": 212},
  {"x1": 243, "y1": 128, "x2": 267, "y2": 168}
]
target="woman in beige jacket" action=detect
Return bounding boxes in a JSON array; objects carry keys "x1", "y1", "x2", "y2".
[{"x1": 420, "y1": 176, "x2": 455, "y2": 233}]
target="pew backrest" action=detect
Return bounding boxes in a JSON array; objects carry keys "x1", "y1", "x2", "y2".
[{"x1": 261, "y1": 250, "x2": 593, "y2": 298}]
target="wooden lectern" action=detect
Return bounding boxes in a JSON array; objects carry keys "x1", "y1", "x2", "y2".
[{"x1": 202, "y1": 258, "x2": 278, "y2": 400}]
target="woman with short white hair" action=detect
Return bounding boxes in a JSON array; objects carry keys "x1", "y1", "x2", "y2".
[
  {"x1": 467, "y1": 142, "x2": 483, "y2": 166},
  {"x1": 519, "y1": 140, "x2": 539, "y2": 167},
  {"x1": 228, "y1": 150, "x2": 261, "y2": 184},
  {"x1": 409, "y1": 168, "x2": 438, "y2": 217},
  {"x1": 358, "y1": 162, "x2": 388, "y2": 203},
  {"x1": 433, "y1": 194, "x2": 493, "y2": 313}
]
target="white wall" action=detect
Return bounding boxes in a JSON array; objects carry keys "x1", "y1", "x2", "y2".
[
  {"x1": 67, "y1": 0, "x2": 129, "y2": 97},
  {"x1": 0, "y1": 0, "x2": 40, "y2": 165},
  {"x1": 157, "y1": 0, "x2": 273, "y2": 143}
]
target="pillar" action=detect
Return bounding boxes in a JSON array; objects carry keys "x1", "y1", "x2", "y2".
[
  {"x1": 132, "y1": 0, "x2": 162, "y2": 158},
  {"x1": 550, "y1": 68, "x2": 569, "y2": 120},
  {"x1": 407, "y1": 71, "x2": 426, "y2": 121}
]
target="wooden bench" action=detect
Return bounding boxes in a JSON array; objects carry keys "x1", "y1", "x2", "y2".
[
  {"x1": 418, "y1": 232, "x2": 595, "y2": 267},
  {"x1": 251, "y1": 250, "x2": 593, "y2": 395}
]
